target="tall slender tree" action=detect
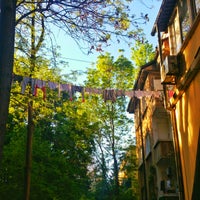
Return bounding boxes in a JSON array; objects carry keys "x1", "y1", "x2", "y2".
[
  {"x1": 85, "y1": 52, "x2": 136, "y2": 199},
  {"x1": 0, "y1": 0, "x2": 149, "y2": 162}
]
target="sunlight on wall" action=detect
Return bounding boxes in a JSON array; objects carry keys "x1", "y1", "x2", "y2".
[{"x1": 175, "y1": 105, "x2": 182, "y2": 150}]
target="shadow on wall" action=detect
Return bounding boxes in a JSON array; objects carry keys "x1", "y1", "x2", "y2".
[{"x1": 192, "y1": 129, "x2": 200, "y2": 199}]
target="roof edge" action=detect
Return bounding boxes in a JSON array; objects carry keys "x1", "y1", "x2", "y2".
[{"x1": 151, "y1": 0, "x2": 177, "y2": 36}]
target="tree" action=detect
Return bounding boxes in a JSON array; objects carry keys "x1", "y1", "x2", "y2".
[
  {"x1": 131, "y1": 38, "x2": 155, "y2": 67},
  {"x1": 0, "y1": 0, "x2": 149, "y2": 162},
  {"x1": 0, "y1": 46, "x2": 140, "y2": 199},
  {"x1": 0, "y1": 53, "x2": 97, "y2": 199},
  {"x1": 15, "y1": 0, "x2": 148, "y2": 53},
  {"x1": 118, "y1": 145, "x2": 139, "y2": 200},
  {"x1": 85, "y1": 52, "x2": 136, "y2": 199},
  {"x1": 0, "y1": 0, "x2": 17, "y2": 162}
]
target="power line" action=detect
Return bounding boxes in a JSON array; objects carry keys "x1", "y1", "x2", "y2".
[{"x1": 61, "y1": 57, "x2": 94, "y2": 64}]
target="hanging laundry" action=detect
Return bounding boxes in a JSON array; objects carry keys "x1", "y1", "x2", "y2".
[
  {"x1": 125, "y1": 90, "x2": 134, "y2": 98},
  {"x1": 103, "y1": 89, "x2": 117, "y2": 102},
  {"x1": 60, "y1": 83, "x2": 71, "y2": 92},
  {"x1": 153, "y1": 91, "x2": 162, "y2": 98},
  {"x1": 168, "y1": 90, "x2": 174, "y2": 99},
  {"x1": 135, "y1": 90, "x2": 145, "y2": 99},
  {"x1": 85, "y1": 87, "x2": 102, "y2": 95},
  {"x1": 116, "y1": 89, "x2": 125, "y2": 98},
  {"x1": 13, "y1": 73, "x2": 163, "y2": 103},
  {"x1": 133, "y1": 90, "x2": 162, "y2": 99},
  {"x1": 32, "y1": 79, "x2": 46, "y2": 100},
  {"x1": 21, "y1": 76, "x2": 31, "y2": 94},
  {"x1": 60, "y1": 83, "x2": 72, "y2": 100},
  {"x1": 48, "y1": 81, "x2": 59, "y2": 90}
]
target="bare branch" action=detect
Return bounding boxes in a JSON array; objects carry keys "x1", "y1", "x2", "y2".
[{"x1": 15, "y1": 0, "x2": 148, "y2": 53}]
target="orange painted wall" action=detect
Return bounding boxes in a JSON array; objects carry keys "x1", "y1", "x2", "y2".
[
  {"x1": 175, "y1": 71, "x2": 200, "y2": 200},
  {"x1": 182, "y1": 21, "x2": 200, "y2": 70}
]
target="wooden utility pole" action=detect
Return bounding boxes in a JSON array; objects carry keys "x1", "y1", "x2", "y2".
[
  {"x1": 24, "y1": 1, "x2": 44, "y2": 197},
  {"x1": 25, "y1": 100, "x2": 34, "y2": 200}
]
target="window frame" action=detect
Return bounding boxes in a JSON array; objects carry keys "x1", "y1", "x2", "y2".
[{"x1": 167, "y1": 0, "x2": 200, "y2": 56}]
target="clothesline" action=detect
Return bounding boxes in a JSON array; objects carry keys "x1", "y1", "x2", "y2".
[{"x1": 12, "y1": 73, "x2": 161, "y2": 102}]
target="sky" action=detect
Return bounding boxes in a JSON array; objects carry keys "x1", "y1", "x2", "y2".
[{"x1": 52, "y1": 0, "x2": 162, "y2": 84}]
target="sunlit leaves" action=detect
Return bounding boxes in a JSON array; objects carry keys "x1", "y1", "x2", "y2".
[
  {"x1": 86, "y1": 52, "x2": 135, "y2": 90},
  {"x1": 15, "y1": 0, "x2": 148, "y2": 53},
  {"x1": 131, "y1": 39, "x2": 155, "y2": 67},
  {"x1": 1, "y1": 53, "x2": 98, "y2": 199},
  {"x1": 84, "y1": 52, "x2": 136, "y2": 199}
]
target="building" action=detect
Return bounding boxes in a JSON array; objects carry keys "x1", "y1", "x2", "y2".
[
  {"x1": 127, "y1": 58, "x2": 179, "y2": 200},
  {"x1": 151, "y1": 0, "x2": 200, "y2": 199},
  {"x1": 128, "y1": 0, "x2": 200, "y2": 199}
]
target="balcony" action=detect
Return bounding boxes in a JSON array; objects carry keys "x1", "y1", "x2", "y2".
[
  {"x1": 159, "y1": 179, "x2": 179, "y2": 199},
  {"x1": 161, "y1": 56, "x2": 178, "y2": 84},
  {"x1": 154, "y1": 141, "x2": 174, "y2": 165},
  {"x1": 159, "y1": 193, "x2": 179, "y2": 200}
]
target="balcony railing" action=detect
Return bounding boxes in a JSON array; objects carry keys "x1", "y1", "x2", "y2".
[
  {"x1": 158, "y1": 193, "x2": 179, "y2": 200},
  {"x1": 154, "y1": 141, "x2": 174, "y2": 165}
]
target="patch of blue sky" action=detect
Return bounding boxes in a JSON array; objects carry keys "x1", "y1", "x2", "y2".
[{"x1": 48, "y1": 0, "x2": 162, "y2": 84}]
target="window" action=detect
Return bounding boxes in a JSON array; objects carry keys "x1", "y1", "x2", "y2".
[
  {"x1": 164, "y1": 0, "x2": 200, "y2": 57},
  {"x1": 195, "y1": 0, "x2": 200, "y2": 13},
  {"x1": 145, "y1": 134, "x2": 151, "y2": 156},
  {"x1": 168, "y1": 10, "x2": 182, "y2": 55},
  {"x1": 138, "y1": 146, "x2": 143, "y2": 165},
  {"x1": 180, "y1": 0, "x2": 190, "y2": 40}
]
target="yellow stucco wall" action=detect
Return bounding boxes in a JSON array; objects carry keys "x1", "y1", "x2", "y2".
[
  {"x1": 182, "y1": 19, "x2": 200, "y2": 70},
  {"x1": 175, "y1": 72, "x2": 200, "y2": 200}
]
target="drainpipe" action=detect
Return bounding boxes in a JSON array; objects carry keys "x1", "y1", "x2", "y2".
[
  {"x1": 171, "y1": 108, "x2": 185, "y2": 200},
  {"x1": 139, "y1": 99, "x2": 148, "y2": 200},
  {"x1": 156, "y1": 24, "x2": 163, "y2": 65}
]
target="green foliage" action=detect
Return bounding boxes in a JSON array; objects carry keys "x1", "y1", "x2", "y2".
[
  {"x1": 1, "y1": 1, "x2": 143, "y2": 197},
  {"x1": 148, "y1": 165, "x2": 157, "y2": 200},
  {"x1": 114, "y1": 54, "x2": 137, "y2": 89},
  {"x1": 0, "y1": 125, "x2": 26, "y2": 200},
  {"x1": 15, "y1": 0, "x2": 149, "y2": 53},
  {"x1": 118, "y1": 145, "x2": 139, "y2": 200},
  {"x1": 86, "y1": 52, "x2": 135, "y2": 90},
  {"x1": 84, "y1": 53, "x2": 138, "y2": 200},
  {"x1": 0, "y1": 53, "x2": 96, "y2": 199},
  {"x1": 131, "y1": 39, "x2": 155, "y2": 68},
  {"x1": 1, "y1": 50, "x2": 140, "y2": 200}
]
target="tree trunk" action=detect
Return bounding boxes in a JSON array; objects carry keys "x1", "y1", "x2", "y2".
[
  {"x1": 0, "y1": 0, "x2": 16, "y2": 161},
  {"x1": 110, "y1": 103, "x2": 119, "y2": 197},
  {"x1": 25, "y1": 101, "x2": 34, "y2": 200}
]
